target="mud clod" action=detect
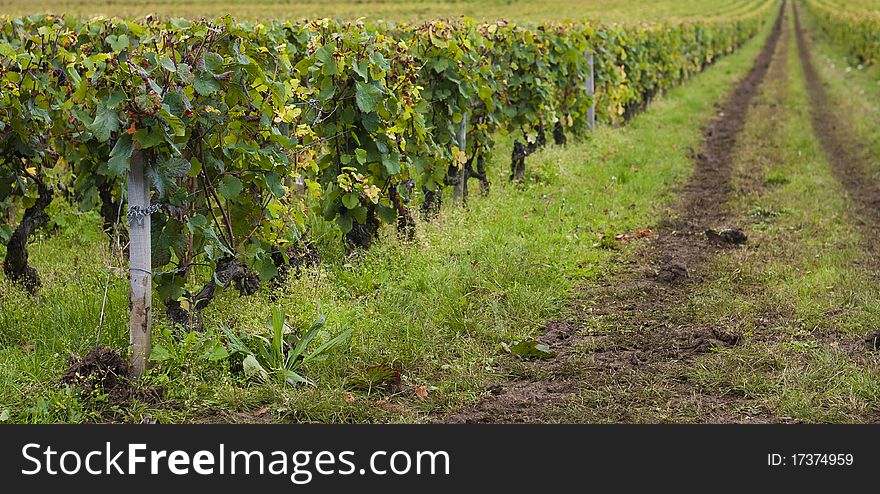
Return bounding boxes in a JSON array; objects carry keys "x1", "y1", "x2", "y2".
[
  {"x1": 705, "y1": 227, "x2": 748, "y2": 245},
  {"x1": 686, "y1": 329, "x2": 743, "y2": 353},
  {"x1": 487, "y1": 384, "x2": 505, "y2": 396},
  {"x1": 656, "y1": 262, "x2": 689, "y2": 283},
  {"x1": 61, "y1": 346, "x2": 162, "y2": 404},
  {"x1": 61, "y1": 346, "x2": 130, "y2": 396}
]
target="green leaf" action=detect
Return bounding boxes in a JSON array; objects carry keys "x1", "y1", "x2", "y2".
[
  {"x1": 382, "y1": 153, "x2": 400, "y2": 174},
  {"x1": 303, "y1": 326, "x2": 352, "y2": 365},
  {"x1": 355, "y1": 83, "x2": 383, "y2": 113},
  {"x1": 342, "y1": 192, "x2": 359, "y2": 210},
  {"x1": 218, "y1": 175, "x2": 243, "y2": 199},
  {"x1": 203, "y1": 340, "x2": 229, "y2": 362},
  {"x1": 203, "y1": 52, "x2": 225, "y2": 74},
  {"x1": 159, "y1": 109, "x2": 186, "y2": 137},
  {"x1": 355, "y1": 148, "x2": 367, "y2": 165},
  {"x1": 133, "y1": 126, "x2": 164, "y2": 149},
  {"x1": 290, "y1": 314, "x2": 325, "y2": 362},
  {"x1": 107, "y1": 134, "x2": 134, "y2": 177},
  {"x1": 353, "y1": 60, "x2": 369, "y2": 81},
  {"x1": 147, "y1": 157, "x2": 189, "y2": 197},
  {"x1": 265, "y1": 172, "x2": 285, "y2": 198},
  {"x1": 88, "y1": 103, "x2": 119, "y2": 142},
  {"x1": 256, "y1": 258, "x2": 279, "y2": 281},
  {"x1": 194, "y1": 75, "x2": 221, "y2": 96},
  {"x1": 350, "y1": 205, "x2": 367, "y2": 224},
  {"x1": 243, "y1": 354, "x2": 269, "y2": 381},
  {"x1": 282, "y1": 369, "x2": 311, "y2": 386},
  {"x1": 107, "y1": 34, "x2": 130, "y2": 52},
  {"x1": 336, "y1": 213, "x2": 353, "y2": 234},
  {"x1": 151, "y1": 216, "x2": 184, "y2": 267},
  {"x1": 377, "y1": 204, "x2": 397, "y2": 224},
  {"x1": 0, "y1": 409, "x2": 9, "y2": 422},
  {"x1": 149, "y1": 345, "x2": 172, "y2": 362},
  {"x1": 315, "y1": 46, "x2": 337, "y2": 75},
  {"x1": 506, "y1": 340, "x2": 557, "y2": 359},
  {"x1": 160, "y1": 57, "x2": 177, "y2": 73},
  {"x1": 155, "y1": 276, "x2": 186, "y2": 302},
  {"x1": 176, "y1": 63, "x2": 195, "y2": 84}
]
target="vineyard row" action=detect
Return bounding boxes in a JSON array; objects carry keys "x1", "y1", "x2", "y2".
[{"x1": 0, "y1": 4, "x2": 773, "y2": 351}]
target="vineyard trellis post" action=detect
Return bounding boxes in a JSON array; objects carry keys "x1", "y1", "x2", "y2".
[
  {"x1": 127, "y1": 150, "x2": 152, "y2": 378},
  {"x1": 587, "y1": 51, "x2": 596, "y2": 131},
  {"x1": 453, "y1": 112, "x2": 469, "y2": 204}
]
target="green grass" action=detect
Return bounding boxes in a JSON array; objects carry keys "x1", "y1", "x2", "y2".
[
  {"x1": 679, "y1": 8, "x2": 880, "y2": 423},
  {"x1": 0, "y1": 5, "x2": 778, "y2": 424},
  {"x1": 0, "y1": 0, "x2": 771, "y2": 22},
  {"x1": 532, "y1": 4, "x2": 880, "y2": 424}
]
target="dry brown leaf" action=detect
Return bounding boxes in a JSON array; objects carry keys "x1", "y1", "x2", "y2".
[{"x1": 415, "y1": 385, "x2": 429, "y2": 400}]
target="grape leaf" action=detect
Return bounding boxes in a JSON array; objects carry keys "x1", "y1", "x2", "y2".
[
  {"x1": 107, "y1": 134, "x2": 134, "y2": 177},
  {"x1": 218, "y1": 175, "x2": 243, "y2": 199},
  {"x1": 88, "y1": 103, "x2": 119, "y2": 142},
  {"x1": 355, "y1": 83, "x2": 383, "y2": 113}
]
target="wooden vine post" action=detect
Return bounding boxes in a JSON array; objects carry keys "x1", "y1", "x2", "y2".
[
  {"x1": 587, "y1": 51, "x2": 596, "y2": 131},
  {"x1": 127, "y1": 150, "x2": 152, "y2": 378},
  {"x1": 452, "y1": 112, "x2": 468, "y2": 204}
]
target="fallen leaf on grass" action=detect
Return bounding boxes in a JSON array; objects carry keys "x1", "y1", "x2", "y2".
[
  {"x1": 255, "y1": 407, "x2": 269, "y2": 417},
  {"x1": 500, "y1": 340, "x2": 557, "y2": 359},
  {"x1": 414, "y1": 386, "x2": 429, "y2": 400},
  {"x1": 344, "y1": 392, "x2": 356, "y2": 404}
]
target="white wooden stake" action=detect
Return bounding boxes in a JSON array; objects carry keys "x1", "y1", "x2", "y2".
[
  {"x1": 587, "y1": 51, "x2": 596, "y2": 132},
  {"x1": 128, "y1": 150, "x2": 152, "y2": 378},
  {"x1": 453, "y1": 113, "x2": 468, "y2": 204}
]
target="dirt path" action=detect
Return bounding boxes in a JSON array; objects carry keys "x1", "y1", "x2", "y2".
[
  {"x1": 795, "y1": 4, "x2": 880, "y2": 342},
  {"x1": 441, "y1": 2, "x2": 788, "y2": 423}
]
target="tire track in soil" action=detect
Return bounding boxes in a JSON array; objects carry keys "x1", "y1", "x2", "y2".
[
  {"x1": 793, "y1": 4, "x2": 880, "y2": 348},
  {"x1": 441, "y1": 1, "x2": 787, "y2": 423}
]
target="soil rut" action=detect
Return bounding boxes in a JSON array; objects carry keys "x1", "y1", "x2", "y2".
[
  {"x1": 794, "y1": 4, "x2": 880, "y2": 350},
  {"x1": 441, "y1": 2, "x2": 787, "y2": 423}
]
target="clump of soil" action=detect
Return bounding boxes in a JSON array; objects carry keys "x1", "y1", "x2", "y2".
[
  {"x1": 684, "y1": 328, "x2": 743, "y2": 353},
  {"x1": 62, "y1": 346, "x2": 129, "y2": 393},
  {"x1": 705, "y1": 227, "x2": 748, "y2": 245},
  {"x1": 61, "y1": 346, "x2": 161, "y2": 404},
  {"x1": 656, "y1": 261, "x2": 689, "y2": 283}
]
